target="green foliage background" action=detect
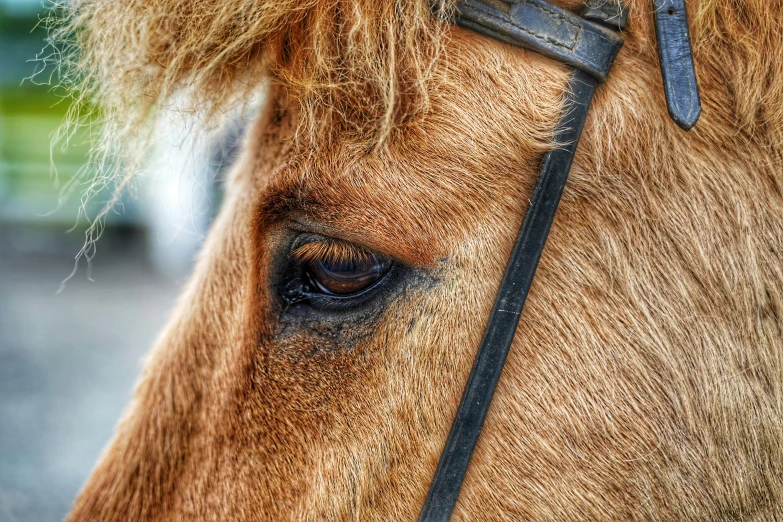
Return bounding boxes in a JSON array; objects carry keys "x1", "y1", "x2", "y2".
[{"x1": 0, "y1": 4, "x2": 134, "y2": 227}]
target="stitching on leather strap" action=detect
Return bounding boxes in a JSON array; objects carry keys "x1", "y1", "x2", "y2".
[{"x1": 479, "y1": 0, "x2": 582, "y2": 51}]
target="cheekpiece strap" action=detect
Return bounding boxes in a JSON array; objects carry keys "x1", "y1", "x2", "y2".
[
  {"x1": 455, "y1": 0, "x2": 624, "y2": 81},
  {"x1": 418, "y1": 3, "x2": 626, "y2": 522}
]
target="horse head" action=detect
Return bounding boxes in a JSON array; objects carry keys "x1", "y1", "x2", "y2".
[{"x1": 62, "y1": 0, "x2": 783, "y2": 519}]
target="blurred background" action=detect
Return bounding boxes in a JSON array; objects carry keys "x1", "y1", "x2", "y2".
[{"x1": 0, "y1": 2, "x2": 248, "y2": 520}]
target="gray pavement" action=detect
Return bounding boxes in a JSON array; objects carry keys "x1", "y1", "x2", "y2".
[{"x1": 0, "y1": 229, "x2": 182, "y2": 522}]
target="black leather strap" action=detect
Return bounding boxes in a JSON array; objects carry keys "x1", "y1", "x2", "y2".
[
  {"x1": 653, "y1": 0, "x2": 701, "y2": 129},
  {"x1": 417, "y1": 68, "x2": 599, "y2": 522},
  {"x1": 417, "y1": 2, "x2": 625, "y2": 521},
  {"x1": 582, "y1": 0, "x2": 628, "y2": 31},
  {"x1": 455, "y1": 0, "x2": 624, "y2": 81}
]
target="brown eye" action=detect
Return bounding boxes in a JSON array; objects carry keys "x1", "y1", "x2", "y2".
[
  {"x1": 292, "y1": 240, "x2": 392, "y2": 297},
  {"x1": 306, "y1": 253, "x2": 391, "y2": 295}
]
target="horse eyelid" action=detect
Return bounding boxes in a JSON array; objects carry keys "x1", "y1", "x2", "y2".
[{"x1": 291, "y1": 240, "x2": 377, "y2": 266}]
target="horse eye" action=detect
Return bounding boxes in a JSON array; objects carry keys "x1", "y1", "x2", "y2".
[{"x1": 305, "y1": 252, "x2": 391, "y2": 296}]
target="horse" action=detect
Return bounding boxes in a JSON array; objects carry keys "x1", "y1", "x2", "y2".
[{"x1": 58, "y1": 0, "x2": 782, "y2": 520}]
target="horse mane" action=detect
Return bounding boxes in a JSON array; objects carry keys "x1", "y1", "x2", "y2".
[
  {"x1": 51, "y1": 0, "x2": 452, "y2": 147},
  {"x1": 49, "y1": 0, "x2": 783, "y2": 154},
  {"x1": 44, "y1": 0, "x2": 783, "y2": 245}
]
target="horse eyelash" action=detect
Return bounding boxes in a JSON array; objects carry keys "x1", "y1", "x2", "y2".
[{"x1": 291, "y1": 240, "x2": 374, "y2": 266}]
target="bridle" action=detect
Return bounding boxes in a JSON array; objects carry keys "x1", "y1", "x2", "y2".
[{"x1": 419, "y1": 1, "x2": 701, "y2": 520}]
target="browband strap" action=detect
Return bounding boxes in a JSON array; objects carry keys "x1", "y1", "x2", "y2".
[{"x1": 455, "y1": 0, "x2": 624, "y2": 81}]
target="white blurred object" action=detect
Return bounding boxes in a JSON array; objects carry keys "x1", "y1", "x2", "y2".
[
  {"x1": 142, "y1": 93, "x2": 261, "y2": 280},
  {"x1": 143, "y1": 124, "x2": 211, "y2": 280}
]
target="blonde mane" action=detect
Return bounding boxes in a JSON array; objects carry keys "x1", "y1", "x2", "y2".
[
  {"x1": 46, "y1": 0, "x2": 783, "y2": 189},
  {"x1": 51, "y1": 0, "x2": 453, "y2": 146}
]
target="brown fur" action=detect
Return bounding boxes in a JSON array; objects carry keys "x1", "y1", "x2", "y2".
[{"x1": 63, "y1": 1, "x2": 782, "y2": 520}]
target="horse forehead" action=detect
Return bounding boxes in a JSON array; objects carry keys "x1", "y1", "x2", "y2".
[
  {"x1": 254, "y1": 43, "x2": 567, "y2": 208},
  {"x1": 252, "y1": 117, "x2": 545, "y2": 245},
  {"x1": 250, "y1": 153, "x2": 465, "y2": 267},
  {"x1": 240, "y1": 27, "x2": 572, "y2": 266}
]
